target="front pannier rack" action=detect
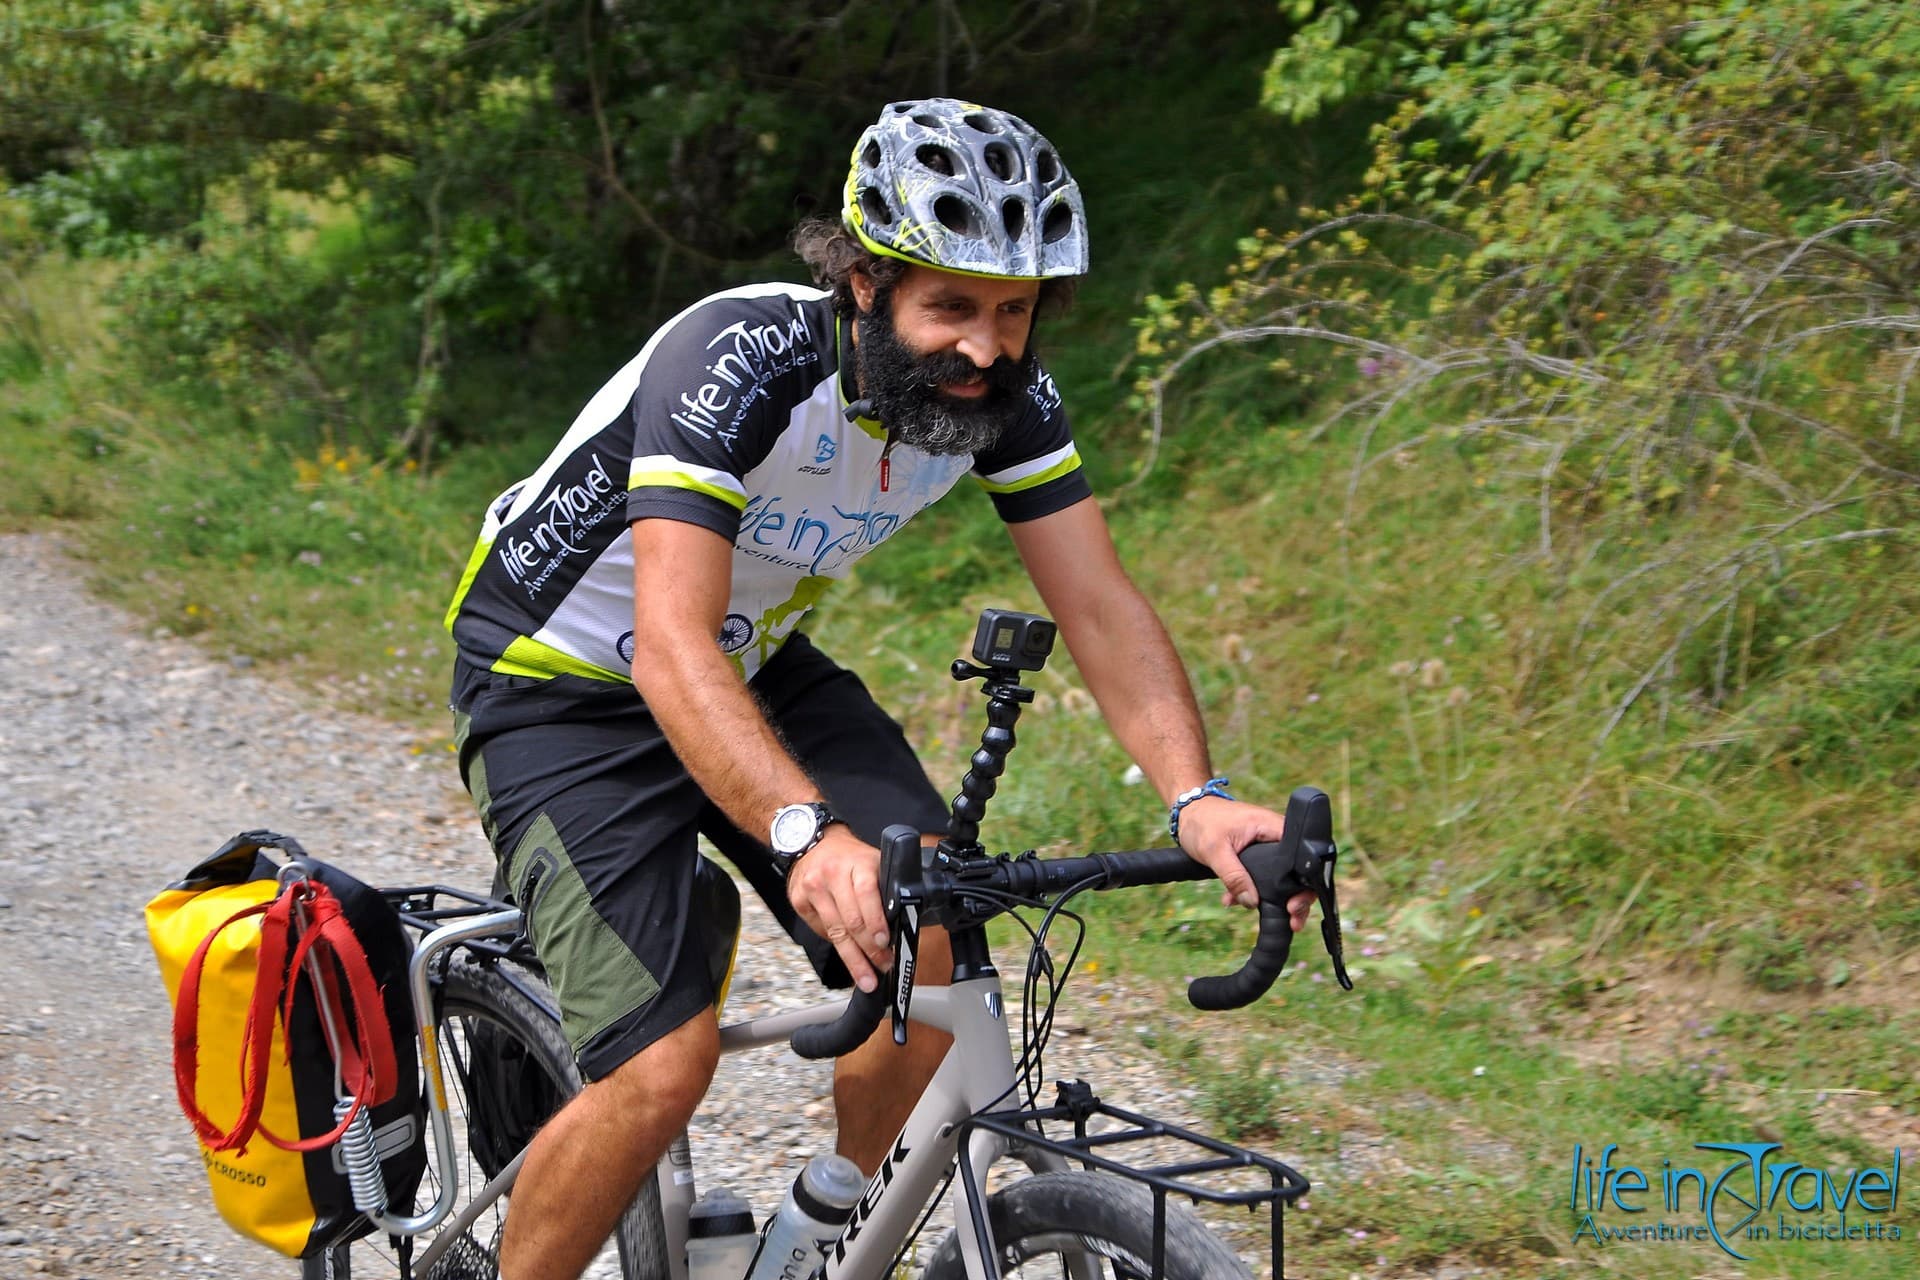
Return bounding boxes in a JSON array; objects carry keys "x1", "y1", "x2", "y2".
[{"x1": 958, "y1": 1079, "x2": 1310, "y2": 1279}]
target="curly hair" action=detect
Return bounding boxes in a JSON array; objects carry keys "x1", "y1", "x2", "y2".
[{"x1": 791, "y1": 217, "x2": 1078, "y2": 318}]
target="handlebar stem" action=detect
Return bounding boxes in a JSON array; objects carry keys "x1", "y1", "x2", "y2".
[{"x1": 946, "y1": 923, "x2": 996, "y2": 983}]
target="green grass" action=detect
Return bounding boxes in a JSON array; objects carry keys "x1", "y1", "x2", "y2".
[
  {"x1": 1058, "y1": 898, "x2": 1917, "y2": 1277},
  {"x1": 2, "y1": 253, "x2": 451, "y2": 722},
  {"x1": 820, "y1": 427, "x2": 1920, "y2": 964},
  {"x1": 0, "y1": 253, "x2": 120, "y2": 526}
]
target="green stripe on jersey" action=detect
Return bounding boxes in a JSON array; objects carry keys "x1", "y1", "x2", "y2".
[
  {"x1": 443, "y1": 533, "x2": 496, "y2": 632},
  {"x1": 975, "y1": 447, "x2": 1083, "y2": 494},
  {"x1": 492, "y1": 636, "x2": 627, "y2": 684},
  {"x1": 628, "y1": 470, "x2": 748, "y2": 510}
]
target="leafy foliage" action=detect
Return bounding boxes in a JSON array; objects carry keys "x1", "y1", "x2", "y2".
[
  {"x1": 3, "y1": 0, "x2": 1168, "y2": 459},
  {"x1": 8, "y1": 19, "x2": 1920, "y2": 1271},
  {"x1": 1261, "y1": 0, "x2": 1543, "y2": 124},
  {"x1": 1143, "y1": 0, "x2": 1920, "y2": 742}
]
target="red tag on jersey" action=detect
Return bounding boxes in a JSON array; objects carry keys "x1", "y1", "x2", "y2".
[{"x1": 880, "y1": 456, "x2": 891, "y2": 492}]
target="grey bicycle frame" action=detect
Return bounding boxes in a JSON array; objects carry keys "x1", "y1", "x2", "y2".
[
  {"x1": 687, "y1": 979, "x2": 1086, "y2": 1280},
  {"x1": 391, "y1": 908, "x2": 1091, "y2": 1280}
]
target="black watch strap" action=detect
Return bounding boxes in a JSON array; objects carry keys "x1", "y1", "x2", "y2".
[{"x1": 770, "y1": 801, "x2": 837, "y2": 878}]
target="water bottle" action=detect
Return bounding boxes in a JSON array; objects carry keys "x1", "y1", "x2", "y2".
[
  {"x1": 746, "y1": 1153, "x2": 867, "y2": 1280},
  {"x1": 686, "y1": 1186, "x2": 758, "y2": 1280}
]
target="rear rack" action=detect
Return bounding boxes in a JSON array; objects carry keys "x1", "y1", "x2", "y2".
[
  {"x1": 380, "y1": 883, "x2": 529, "y2": 965},
  {"x1": 957, "y1": 1080, "x2": 1308, "y2": 1279},
  {"x1": 377, "y1": 884, "x2": 555, "y2": 1022}
]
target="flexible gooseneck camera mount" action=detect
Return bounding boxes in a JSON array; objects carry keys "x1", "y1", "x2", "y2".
[{"x1": 937, "y1": 658, "x2": 1034, "y2": 859}]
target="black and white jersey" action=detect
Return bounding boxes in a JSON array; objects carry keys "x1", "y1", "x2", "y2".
[{"x1": 445, "y1": 283, "x2": 1090, "y2": 684}]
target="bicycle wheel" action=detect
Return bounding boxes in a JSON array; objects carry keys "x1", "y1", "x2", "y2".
[
  {"x1": 305, "y1": 953, "x2": 669, "y2": 1279},
  {"x1": 922, "y1": 1172, "x2": 1252, "y2": 1279},
  {"x1": 300, "y1": 1244, "x2": 350, "y2": 1279}
]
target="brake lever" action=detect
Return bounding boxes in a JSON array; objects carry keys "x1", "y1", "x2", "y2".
[
  {"x1": 1315, "y1": 874, "x2": 1352, "y2": 989},
  {"x1": 1290, "y1": 786, "x2": 1351, "y2": 990},
  {"x1": 1275, "y1": 786, "x2": 1352, "y2": 990},
  {"x1": 789, "y1": 825, "x2": 923, "y2": 1061},
  {"x1": 879, "y1": 825, "x2": 925, "y2": 1045}
]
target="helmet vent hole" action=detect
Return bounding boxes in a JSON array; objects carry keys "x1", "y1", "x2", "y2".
[
  {"x1": 1036, "y1": 149, "x2": 1061, "y2": 185},
  {"x1": 1042, "y1": 203, "x2": 1074, "y2": 244},
  {"x1": 933, "y1": 195, "x2": 979, "y2": 236},
  {"x1": 983, "y1": 143, "x2": 1018, "y2": 182},
  {"x1": 912, "y1": 113, "x2": 946, "y2": 130},
  {"x1": 861, "y1": 140, "x2": 882, "y2": 170},
  {"x1": 1002, "y1": 198, "x2": 1027, "y2": 240},
  {"x1": 965, "y1": 112, "x2": 1001, "y2": 134},
  {"x1": 859, "y1": 188, "x2": 893, "y2": 227},
  {"x1": 916, "y1": 144, "x2": 957, "y2": 177}
]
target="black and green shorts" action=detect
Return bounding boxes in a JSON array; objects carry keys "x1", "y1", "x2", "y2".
[{"x1": 451, "y1": 633, "x2": 949, "y2": 1082}]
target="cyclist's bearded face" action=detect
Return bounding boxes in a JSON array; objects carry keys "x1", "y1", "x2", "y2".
[{"x1": 856, "y1": 284, "x2": 1037, "y2": 456}]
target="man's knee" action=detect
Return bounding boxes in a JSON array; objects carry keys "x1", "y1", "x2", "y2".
[{"x1": 587, "y1": 1008, "x2": 721, "y2": 1133}]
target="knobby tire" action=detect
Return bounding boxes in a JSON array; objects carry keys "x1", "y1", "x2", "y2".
[{"x1": 922, "y1": 1171, "x2": 1253, "y2": 1279}]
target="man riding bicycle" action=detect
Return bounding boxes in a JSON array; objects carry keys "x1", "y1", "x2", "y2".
[{"x1": 443, "y1": 97, "x2": 1314, "y2": 1280}]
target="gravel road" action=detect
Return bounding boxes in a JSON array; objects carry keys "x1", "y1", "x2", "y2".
[{"x1": 0, "y1": 530, "x2": 1290, "y2": 1279}]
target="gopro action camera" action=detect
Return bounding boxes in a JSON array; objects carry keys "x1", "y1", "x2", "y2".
[{"x1": 971, "y1": 608, "x2": 1056, "y2": 672}]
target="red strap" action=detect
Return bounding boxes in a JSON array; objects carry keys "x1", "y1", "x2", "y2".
[
  {"x1": 257, "y1": 890, "x2": 401, "y2": 1152},
  {"x1": 172, "y1": 893, "x2": 291, "y2": 1153},
  {"x1": 171, "y1": 882, "x2": 400, "y2": 1156}
]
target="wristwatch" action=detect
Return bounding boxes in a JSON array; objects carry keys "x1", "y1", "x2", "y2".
[{"x1": 769, "y1": 801, "x2": 838, "y2": 877}]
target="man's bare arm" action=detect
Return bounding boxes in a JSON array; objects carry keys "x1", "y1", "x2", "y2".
[
  {"x1": 1007, "y1": 498, "x2": 1311, "y2": 928},
  {"x1": 628, "y1": 518, "x2": 892, "y2": 989},
  {"x1": 1005, "y1": 498, "x2": 1213, "y2": 801}
]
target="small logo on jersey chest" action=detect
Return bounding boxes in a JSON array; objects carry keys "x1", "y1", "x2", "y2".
[{"x1": 799, "y1": 433, "x2": 837, "y2": 475}]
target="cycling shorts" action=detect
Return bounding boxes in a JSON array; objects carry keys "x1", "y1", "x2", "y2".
[{"x1": 451, "y1": 632, "x2": 950, "y2": 1081}]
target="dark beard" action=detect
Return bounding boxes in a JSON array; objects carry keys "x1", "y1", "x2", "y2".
[{"x1": 854, "y1": 289, "x2": 1037, "y2": 456}]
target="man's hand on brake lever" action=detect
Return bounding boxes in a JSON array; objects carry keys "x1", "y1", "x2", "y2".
[
  {"x1": 1175, "y1": 796, "x2": 1316, "y2": 934},
  {"x1": 784, "y1": 826, "x2": 895, "y2": 994}
]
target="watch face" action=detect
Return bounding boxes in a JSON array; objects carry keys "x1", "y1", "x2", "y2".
[{"x1": 771, "y1": 804, "x2": 820, "y2": 854}]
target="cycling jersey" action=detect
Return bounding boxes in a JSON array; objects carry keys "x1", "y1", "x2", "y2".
[{"x1": 444, "y1": 282, "x2": 1090, "y2": 685}]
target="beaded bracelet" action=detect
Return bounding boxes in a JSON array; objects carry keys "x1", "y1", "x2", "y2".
[{"x1": 1168, "y1": 776, "x2": 1235, "y2": 839}]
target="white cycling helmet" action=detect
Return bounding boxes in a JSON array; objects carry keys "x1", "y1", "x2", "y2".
[{"x1": 843, "y1": 98, "x2": 1089, "y2": 280}]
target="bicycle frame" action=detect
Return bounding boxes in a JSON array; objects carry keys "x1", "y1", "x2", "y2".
[
  {"x1": 698, "y1": 975, "x2": 1072, "y2": 1280},
  {"x1": 389, "y1": 900, "x2": 1087, "y2": 1280},
  {"x1": 389, "y1": 887, "x2": 1304, "y2": 1280}
]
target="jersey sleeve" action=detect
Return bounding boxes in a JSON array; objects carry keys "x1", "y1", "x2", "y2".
[
  {"x1": 971, "y1": 362, "x2": 1093, "y2": 522},
  {"x1": 624, "y1": 292, "x2": 830, "y2": 538}
]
